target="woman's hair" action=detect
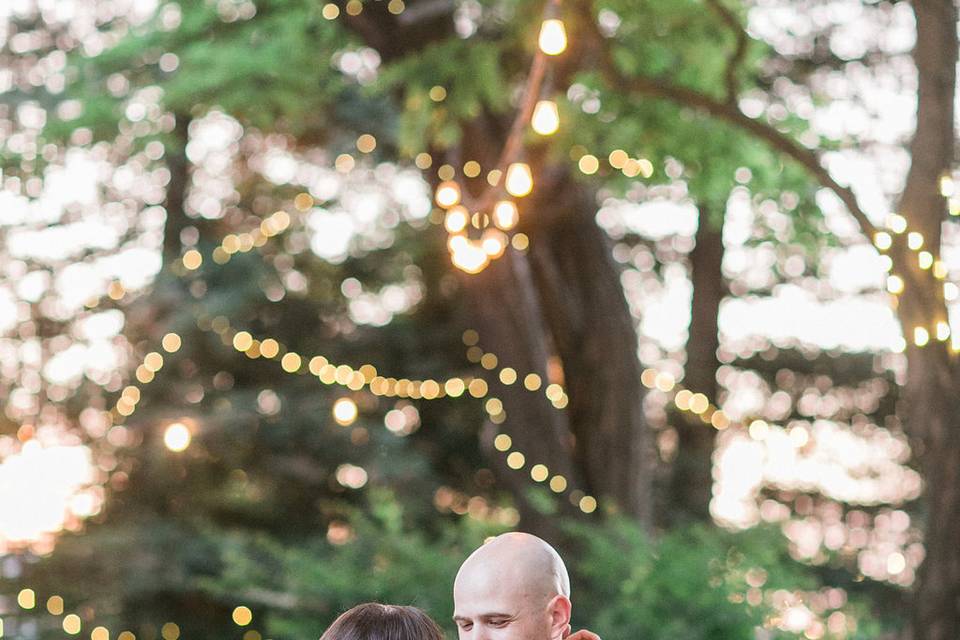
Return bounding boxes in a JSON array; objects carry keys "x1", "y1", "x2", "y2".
[{"x1": 320, "y1": 603, "x2": 445, "y2": 640}]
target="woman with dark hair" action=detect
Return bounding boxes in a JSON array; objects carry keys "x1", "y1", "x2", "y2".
[{"x1": 320, "y1": 603, "x2": 446, "y2": 640}]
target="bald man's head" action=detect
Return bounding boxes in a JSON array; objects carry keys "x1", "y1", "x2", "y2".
[{"x1": 453, "y1": 533, "x2": 572, "y2": 640}]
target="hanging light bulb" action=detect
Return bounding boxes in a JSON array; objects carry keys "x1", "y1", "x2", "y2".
[
  {"x1": 531, "y1": 100, "x2": 560, "y2": 135},
  {"x1": 481, "y1": 229, "x2": 508, "y2": 258},
  {"x1": 538, "y1": 19, "x2": 567, "y2": 55},
  {"x1": 493, "y1": 200, "x2": 519, "y2": 230},
  {"x1": 444, "y1": 206, "x2": 469, "y2": 233},
  {"x1": 435, "y1": 180, "x2": 461, "y2": 208},
  {"x1": 505, "y1": 163, "x2": 533, "y2": 197},
  {"x1": 451, "y1": 241, "x2": 490, "y2": 274}
]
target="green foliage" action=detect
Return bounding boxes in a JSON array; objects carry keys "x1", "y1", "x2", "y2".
[
  {"x1": 382, "y1": 39, "x2": 509, "y2": 154},
  {"x1": 570, "y1": 519, "x2": 886, "y2": 640}
]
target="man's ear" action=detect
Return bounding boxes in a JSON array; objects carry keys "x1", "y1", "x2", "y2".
[{"x1": 546, "y1": 595, "x2": 572, "y2": 640}]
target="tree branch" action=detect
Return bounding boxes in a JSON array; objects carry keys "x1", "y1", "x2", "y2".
[
  {"x1": 704, "y1": 0, "x2": 749, "y2": 105},
  {"x1": 577, "y1": 10, "x2": 879, "y2": 243}
]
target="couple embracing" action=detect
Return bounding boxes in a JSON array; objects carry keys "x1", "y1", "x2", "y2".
[{"x1": 320, "y1": 532, "x2": 601, "y2": 640}]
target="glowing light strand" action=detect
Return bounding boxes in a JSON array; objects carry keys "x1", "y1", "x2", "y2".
[
  {"x1": 10, "y1": 586, "x2": 265, "y2": 640},
  {"x1": 431, "y1": 1, "x2": 567, "y2": 273}
]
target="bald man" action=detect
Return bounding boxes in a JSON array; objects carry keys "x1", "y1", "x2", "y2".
[{"x1": 452, "y1": 532, "x2": 600, "y2": 640}]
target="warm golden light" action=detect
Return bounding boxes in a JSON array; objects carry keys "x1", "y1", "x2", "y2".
[
  {"x1": 260, "y1": 338, "x2": 280, "y2": 358},
  {"x1": 163, "y1": 422, "x2": 191, "y2": 452},
  {"x1": 687, "y1": 393, "x2": 708, "y2": 415},
  {"x1": 549, "y1": 475, "x2": 567, "y2": 493},
  {"x1": 143, "y1": 351, "x2": 164, "y2": 372},
  {"x1": 182, "y1": 249, "x2": 203, "y2": 270},
  {"x1": 232, "y1": 606, "x2": 253, "y2": 627},
  {"x1": 442, "y1": 378, "x2": 465, "y2": 398},
  {"x1": 356, "y1": 134, "x2": 376, "y2": 153},
  {"x1": 481, "y1": 230, "x2": 508, "y2": 258},
  {"x1": 530, "y1": 464, "x2": 549, "y2": 482},
  {"x1": 524, "y1": 373, "x2": 542, "y2": 391},
  {"x1": 414, "y1": 152, "x2": 432, "y2": 169},
  {"x1": 873, "y1": 232, "x2": 892, "y2": 250},
  {"x1": 531, "y1": 100, "x2": 560, "y2": 135},
  {"x1": 579, "y1": 495, "x2": 598, "y2": 513},
  {"x1": 494, "y1": 434, "x2": 513, "y2": 451},
  {"x1": 886, "y1": 275, "x2": 905, "y2": 295},
  {"x1": 511, "y1": 233, "x2": 529, "y2": 251},
  {"x1": 907, "y1": 231, "x2": 924, "y2": 250},
  {"x1": 451, "y1": 242, "x2": 490, "y2": 273},
  {"x1": 233, "y1": 331, "x2": 254, "y2": 351},
  {"x1": 161, "y1": 333, "x2": 182, "y2": 353},
  {"x1": 47, "y1": 595, "x2": 64, "y2": 615},
  {"x1": 940, "y1": 173, "x2": 955, "y2": 196},
  {"x1": 468, "y1": 378, "x2": 489, "y2": 398},
  {"x1": 161, "y1": 623, "x2": 180, "y2": 640},
  {"x1": 435, "y1": 181, "x2": 461, "y2": 207},
  {"x1": 918, "y1": 251, "x2": 934, "y2": 269},
  {"x1": 63, "y1": 614, "x2": 82, "y2": 635},
  {"x1": 493, "y1": 200, "x2": 519, "y2": 230},
  {"x1": 444, "y1": 206, "x2": 469, "y2": 233},
  {"x1": 280, "y1": 352, "x2": 302, "y2": 373},
  {"x1": 17, "y1": 588, "x2": 36, "y2": 609},
  {"x1": 538, "y1": 19, "x2": 568, "y2": 55},
  {"x1": 886, "y1": 213, "x2": 907, "y2": 234},
  {"x1": 506, "y1": 451, "x2": 526, "y2": 469},
  {"x1": 578, "y1": 154, "x2": 599, "y2": 175},
  {"x1": 322, "y1": 3, "x2": 339, "y2": 19},
  {"x1": 914, "y1": 327, "x2": 930, "y2": 347},
  {"x1": 934, "y1": 261, "x2": 949, "y2": 279},
  {"x1": 505, "y1": 163, "x2": 534, "y2": 197},
  {"x1": 332, "y1": 398, "x2": 359, "y2": 426},
  {"x1": 936, "y1": 321, "x2": 951, "y2": 341}
]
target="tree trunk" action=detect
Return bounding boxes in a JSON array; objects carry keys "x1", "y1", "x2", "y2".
[
  {"x1": 462, "y1": 163, "x2": 654, "y2": 528},
  {"x1": 669, "y1": 205, "x2": 724, "y2": 524},
  {"x1": 465, "y1": 248, "x2": 585, "y2": 530},
  {"x1": 900, "y1": 2, "x2": 960, "y2": 638},
  {"x1": 524, "y1": 166, "x2": 654, "y2": 524},
  {"x1": 162, "y1": 115, "x2": 192, "y2": 265}
]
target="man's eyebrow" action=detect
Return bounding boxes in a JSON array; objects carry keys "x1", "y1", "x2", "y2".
[{"x1": 451, "y1": 612, "x2": 514, "y2": 622}]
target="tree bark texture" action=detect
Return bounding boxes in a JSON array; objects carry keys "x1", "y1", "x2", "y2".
[
  {"x1": 901, "y1": 2, "x2": 960, "y2": 638},
  {"x1": 669, "y1": 206, "x2": 724, "y2": 524},
  {"x1": 524, "y1": 166, "x2": 654, "y2": 524}
]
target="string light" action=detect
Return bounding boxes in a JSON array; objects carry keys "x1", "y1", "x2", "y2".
[
  {"x1": 163, "y1": 422, "x2": 192, "y2": 452},
  {"x1": 14, "y1": 585, "x2": 264, "y2": 640},
  {"x1": 444, "y1": 206, "x2": 469, "y2": 233},
  {"x1": 868, "y1": 209, "x2": 957, "y2": 350},
  {"x1": 435, "y1": 180, "x2": 461, "y2": 207},
  {"x1": 481, "y1": 229, "x2": 508, "y2": 258},
  {"x1": 505, "y1": 162, "x2": 534, "y2": 197},
  {"x1": 531, "y1": 100, "x2": 560, "y2": 135},
  {"x1": 492, "y1": 200, "x2": 520, "y2": 230},
  {"x1": 332, "y1": 397, "x2": 359, "y2": 426},
  {"x1": 538, "y1": 19, "x2": 568, "y2": 55}
]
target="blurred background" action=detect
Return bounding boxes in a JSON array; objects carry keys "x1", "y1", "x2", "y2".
[{"x1": 0, "y1": 0, "x2": 958, "y2": 638}]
